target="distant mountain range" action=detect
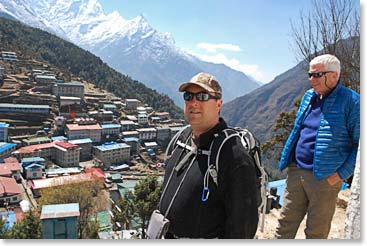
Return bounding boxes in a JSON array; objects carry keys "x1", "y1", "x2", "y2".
[{"x1": 0, "y1": 0, "x2": 261, "y2": 106}]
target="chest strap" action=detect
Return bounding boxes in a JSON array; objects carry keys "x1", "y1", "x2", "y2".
[{"x1": 176, "y1": 140, "x2": 211, "y2": 155}]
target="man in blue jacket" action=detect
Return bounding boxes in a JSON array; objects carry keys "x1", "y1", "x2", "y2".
[{"x1": 275, "y1": 54, "x2": 360, "y2": 239}]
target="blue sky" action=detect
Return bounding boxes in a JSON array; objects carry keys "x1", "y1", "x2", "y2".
[{"x1": 99, "y1": 0, "x2": 360, "y2": 84}]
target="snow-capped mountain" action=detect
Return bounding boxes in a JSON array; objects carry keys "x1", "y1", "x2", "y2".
[{"x1": 0, "y1": 0, "x2": 260, "y2": 106}]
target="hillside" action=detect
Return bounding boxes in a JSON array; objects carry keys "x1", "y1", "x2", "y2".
[
  {"x1": 222, "y1": 61, "x2": 310, "y2": 143},
  {"x1": 0, "y1": 0, "x2": 261, "y2": 106},
  {"x1": 0, "y1": 17, "x2": 183, "y2": 119}
]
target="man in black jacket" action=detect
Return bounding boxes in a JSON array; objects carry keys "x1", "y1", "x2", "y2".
[{"x1": 158, "y1": 72, "x2": 259, "y2": 239}]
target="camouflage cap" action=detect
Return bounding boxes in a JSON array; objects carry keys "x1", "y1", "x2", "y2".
[{"x1": 178, "y1": 72, "x2": 222, "y2": 96}]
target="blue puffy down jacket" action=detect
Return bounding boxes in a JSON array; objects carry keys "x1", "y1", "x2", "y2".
[{"x1": 279, "y1": 82, "x2": 360, "y2": 180}]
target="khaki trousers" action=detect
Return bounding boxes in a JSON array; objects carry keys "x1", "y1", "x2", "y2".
[{"x1": 275, "y1": 166, "x2": 342, "y2": 239}]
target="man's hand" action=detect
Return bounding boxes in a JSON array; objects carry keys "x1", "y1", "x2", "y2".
[{"x1": 326, "y1": 172, "x2": 341, "y2": 185}]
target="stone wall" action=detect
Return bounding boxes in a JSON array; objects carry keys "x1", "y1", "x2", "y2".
[{"x1": 344, "y1": 142, "x2": 360, "y2": 239}]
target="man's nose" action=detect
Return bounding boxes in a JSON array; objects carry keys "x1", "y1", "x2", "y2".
[{"x1": 187, "y1": 96, "x2": 200, "y2": 105}]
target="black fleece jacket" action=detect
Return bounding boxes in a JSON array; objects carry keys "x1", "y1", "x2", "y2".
[{"x1": 159, "y1": 118, "x2": 259, "y2": 239}]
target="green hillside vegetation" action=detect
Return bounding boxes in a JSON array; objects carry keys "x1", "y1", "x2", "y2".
[{"x1": 0, "y1": 17, "x2": 183, "y2": 119}]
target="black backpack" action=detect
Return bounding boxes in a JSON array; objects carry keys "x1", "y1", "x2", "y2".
[{"x1": 165, "y1": 125, "x2": 268, "y2": 210}]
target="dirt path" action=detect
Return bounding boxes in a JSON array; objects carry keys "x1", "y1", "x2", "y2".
[{"x1": 256, "y1": 190, "x2": 349, "y2": 239}]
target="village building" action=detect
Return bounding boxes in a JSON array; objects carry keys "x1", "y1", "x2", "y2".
[
  {"x1": 24, "y1": 163, "x2": 43, "y2": 180},
  {"x1": 93, "y1": 142, "x2": 130, "y2": 167},
  {"x1": 144, "y1": 142, "x2": 158, "y2": 151},
  {"x1": 121, "y1": 131, "x2": 139, "y2": 139},
  {"x1": 103, "y1": 104, "x2": 117, "y2": 113},
  {"x1": 13, "y1": 141, "x2": 80, "y2": 167},
  {"x1": 0, "y1": 103, "x2": 51, "y2": 114},
  {"x1": 0, "y1": 176, "x2": 22, "y2": 207},
  {"x1": 137, "y1": 128, "x2": 157, "y2": 141},
  {"x1": 0, "y1": 122, "x2": 9, "y2": 142},
  {"x1": 29, "y1": 170, "x2": 104, "y2": 197},
  {"x1": 123, "y1": 137, "x2": 140, "y2": 155},
  {"x1": 35, "y1": 74, "x2": 57, "y2": 84},
  {"x1": 137, "y1": 113, "x2": 148, "y2": 125},
  {"x1": 21, "y1": 157, "x2": 46, "y2": 167},
  {"x1": 155, "y1": 126, "x2": 171, "y2": 147},
  {"x1": 154, "y1": 112, "x2": 170, "y2": 121},
  {"x1": 68, "y1": 138, "x2": 93, "y2": 161},
  {"x1": 0, "y1": 142, "x2": 16, "y2": 160},
  {"x1": 1, "y1": 51, "x2": 18, "y2": 62},
  {"x1": 66, "y1": 123, "x2": 101, "y2": 143},
  {"x1": 120, "y1": 120, "x2": 137, "y2": 132},
  {"x1": 44, "y1": 167, "x2": 82, "y2": 178},
  {"x1": 136, "y1": 106, "x2": 147, "y2": 114},
  {"x1": 59, "y1": 96, "x2": 81, "y2": 107},
  {"x1": 22, "y1": 136, "x2": 52, "y2": 146},
  {"x1": 0, "y1": 161, "x2": 21, "y2": 182},
  {"x1": 125, "y1": 99, "x2": 140, "y2": 110},
  {"x1": 51, "y1": 136, "x2": 68, "y2": 142},
  {"x1": 40, "y1": 203, "x2": 80, "y2": 239},
  {"x1": 125, "y1": 115, "x2": 138, "y2": 122},
  {"x1": 52, "y1": 81, "x2": 84, "y2": 98},
  {"x1": 101, "y1": 124, "x2": 121, "y2": 138}
]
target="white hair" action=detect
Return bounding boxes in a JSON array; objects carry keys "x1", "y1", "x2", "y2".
[{"x1": 310, "y1": 54, "x2": 341, "y2": 79}]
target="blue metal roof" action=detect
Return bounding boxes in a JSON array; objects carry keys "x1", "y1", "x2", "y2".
[
  {"x1": 0, "y1": 211, "x2": 16, "y2": 230},
  {"x1": 40, "y1": 203, "x2": 80, "y2": 219},
  {"x1": 21, "y1": 157, "x2": 46, "y2": 163},
  {"x1": 120, "y1": 120, "x2": 135, "y2": 125},
  {"x1": 0, "y1": 122, "x2": 10, "y2": 128},
  {"x1": 101, "y1": 124, "x2": 121, "y2": 129},
  {"x1": 68, "y1": 138, "x2": 93, "y2": 144},
  {"x1": 95, "y1": 142, "x2": 130, "y2": 151},
  {"x1": 51, "y1": 136, "x2": 68, "y2": 141},
  {"x1": 0, "y1": 142, "x2": 16, "y2": 153},
  {"x1": 24, "y1": 163, "x2": 44, "y2": 170},
  {"x1": 123, "y1": 137, "x2": 139, "y2": 142}
]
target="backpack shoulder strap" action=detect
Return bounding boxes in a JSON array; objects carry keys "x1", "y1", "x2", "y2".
[
  {"x1": 208, "y1": 128, "x2": 242, "y2": 186},
  {"x1": 164, "y1": 125, "x2": 191, "y2": 161}
]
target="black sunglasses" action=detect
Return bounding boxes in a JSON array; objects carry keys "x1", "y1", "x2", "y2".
[
  {"x1": 183, "y1": 91, "x2": 221, "y2": 102},
  {"x1": 308, "y1": 71, "x2": 333, "y2": 78}
]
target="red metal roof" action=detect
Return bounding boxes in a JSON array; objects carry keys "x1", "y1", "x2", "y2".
[
  {"x1": 0, "y1": 162, "x2": 21, "y2": 176},
  {"x1": 0, "y1": 176, "x2": 22, "y2": 195},
  {"x1": 13, "y1": 141, "x2": 79, "y2": 154},
  {"x1": 54, "y1": 141, "x2": 77, "y2": 149},
  {"x1": 84, "y1": 167, "x2": 105, "y2": 178},
  {"x1": 14, "y1": 142, "x2": 54, "y2": 154},
  {"x1": 3, "y1": 157, "x2": 19, "y2": 163},
  {"x1": 30, "y1": 172, "x2": 102, "y2": 190},
  {"x1": 66, "y1": 123, "x2": 101, "y2": 131}
]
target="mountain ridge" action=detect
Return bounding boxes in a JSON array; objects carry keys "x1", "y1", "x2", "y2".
[
  {"x1": 0, "y1": 0, "x2": 260, "y2": 106},
  {"x1": 0, "y1": 16, "x2": 183, "y2": 119}
]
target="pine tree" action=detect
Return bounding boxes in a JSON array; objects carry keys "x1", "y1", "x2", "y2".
[
  {"x1": 114, "y1": 175, "x2": 162, "y2": 239},
  {"x1": 8, "y1": 210, "x2": 42, "y2": 239}
]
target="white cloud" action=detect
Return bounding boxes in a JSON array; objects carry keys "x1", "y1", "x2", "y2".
[
  {"x1": 196, "y1": 42, "x2": 242, "y2": 53},
  {"x1": 195, "y1": 52, "x2": 265, "y2": 82}
]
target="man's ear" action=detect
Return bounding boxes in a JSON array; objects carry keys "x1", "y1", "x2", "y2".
[
  {"x1": 217, "y1": 99, "x2": 223, "y2": 109},
  {"x1": 333, "y1": 72, "x2": 339, "y2": 80}
]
